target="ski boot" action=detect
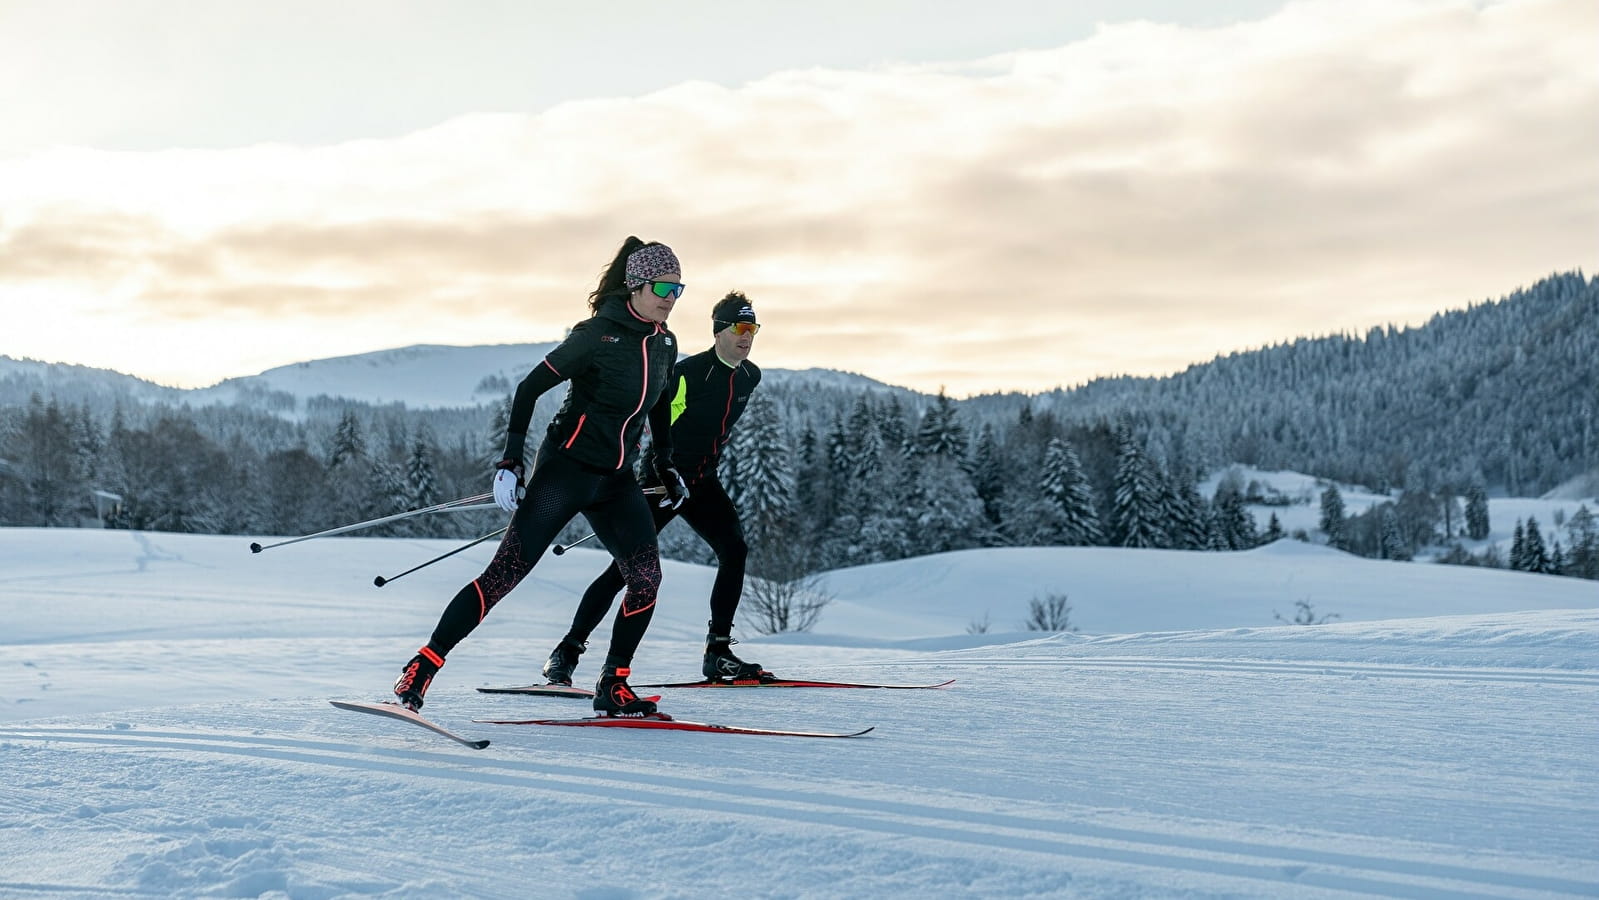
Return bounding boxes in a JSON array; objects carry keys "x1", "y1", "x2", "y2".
[
  {"x1": 394, "y1": 646, "x2": 444, "y2": 711},
  {"x1": 593, "y1": 666, "x2": 658, "y2": 716},
  {"x1": 541, "y1": 638, "x2": 586, "y2": 686},
  {"x1": 703, "y1": 629, "x2": 771, "y2": 681}
]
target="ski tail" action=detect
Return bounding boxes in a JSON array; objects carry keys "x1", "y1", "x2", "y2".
[{"x1": 331, "y1": 700, "x2": 490, "y2": 749}]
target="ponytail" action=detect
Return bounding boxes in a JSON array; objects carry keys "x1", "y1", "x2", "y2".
[{"x1": 588, "y1": 236, "x2": 648, "y2": 315}]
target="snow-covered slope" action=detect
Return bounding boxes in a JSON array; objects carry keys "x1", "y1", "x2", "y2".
[
  {"x1": 1201, "y1": 465, "x2": 1599, "y2": 561},
  {"x1": 3, "y1": 345, "x2": 911, "y2": 411},
  {"x1": 192, "y1": 342, "x2": 560, "y2": 408},
  {"x1": 809, "y1": 539, "x2": 1599, "y2": 638},
  {"x1": 2, "y1": 528, "x2": 1596, "y2": 897}
]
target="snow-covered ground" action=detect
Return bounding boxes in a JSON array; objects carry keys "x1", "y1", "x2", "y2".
[
  {"x1": 2, "y1": 527, "x2": 1597, "y2": 898},
  {"x1": 1201, "y1": 465, "x2": 1599, "y2": 560}
]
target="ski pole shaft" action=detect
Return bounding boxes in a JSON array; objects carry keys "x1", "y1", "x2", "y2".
[
  {"x1": 553, "y1": 533, "x2": 595, "y2": 555},
  {"x1": 249, "y1": 492, "x2": 494, "y2": 553},
  {"x1": 374, "y1": 526, "x2": 509, "y2": 587}
]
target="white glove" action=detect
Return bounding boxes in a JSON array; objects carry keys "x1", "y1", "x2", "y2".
[{"x1": 492, "y1": 459, "x2": 525, "y2": 512}]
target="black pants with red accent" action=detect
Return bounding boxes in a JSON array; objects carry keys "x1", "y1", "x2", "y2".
[
  {"x1": 425, "y1": 445, "x2": 662, "y2": 670},
  {"x1": 565, "y1": 472, "x2": 748, "y2": 644}
]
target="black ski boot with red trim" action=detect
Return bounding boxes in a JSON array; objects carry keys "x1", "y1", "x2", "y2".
[
  {"x1": 541, "y1": 638, "x2": 586, "y2": 686},
  {"x1": 394, "y1": 645, "x2": 444, "y2": 711},
  {"x1": 703, "y1": 630, "x2": 770, "y2": 681},
  {"x1": 593, "y1": 666, "x2": 658, "y2": 716}
]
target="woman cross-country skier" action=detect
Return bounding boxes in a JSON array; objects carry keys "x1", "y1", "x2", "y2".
[
  {"x1": 540, "y1": 291, "x2": 771, "y2": 687},
  {"x1": 392, "y1": 236, "x2": 689, "y2": 717}
]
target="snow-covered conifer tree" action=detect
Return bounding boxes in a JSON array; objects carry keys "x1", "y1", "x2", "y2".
[
  {"x1": 1214, "y1": 486, "x2": 1258, "y2": 551},
  {"x1": 730, "y1": 393, "x2": 795, "y2": 549},
  {"x1": 1465, "y1": 481, "x2": 1491, "y2": 541},
  {"x1": 1379, "y1": 506, "x2": 1410, "y2": 560},
  {"x1": 1112, "y1": 425, "x2": 1162, "y2": 548},
  {"x1": 328, "y1": 411, "x2": 367, "y2": 469},
  {"x1": 969, "y1": 424, "x2": 1004, "y2": 526},
  {"x1": 1042, "y1": 436, "x2": 1101, "y2": 545},
  {"x1": 1320, "y1": 485, "x2": 1347, "y2": 550},
  {"x1": 407, "y1": 425, "x2": 440, "y2": 516},
  {"x1": 1568, "y1": 505, "x2": 1598, "y2": 580},
  {"x1": 914, "y1": 390, "x2": 968, "y2": 461},
  {"x1": 1263, "y1": 512, "x2": 1285, "y2": 543},
  {"x1": 1522, "y1": 517, "x2": 1550, "y2": 574},
  {"x1": 908, "y1": 455, "x2": 984, "y2": 553},
  {"x1": 482, "y1": 394, "x2": 511, "y2": 468}
]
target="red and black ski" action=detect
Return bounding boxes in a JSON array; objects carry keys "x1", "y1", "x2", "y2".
[
  {"x1": 476, "y1": 683, "x2": 594, "y2": 699},
  {"x1": 330, "y1": 700, "x2": 491, "y2": 749},
  {"x1": 474, "y1": 712, "x2": 873, "y2": 739},
  {"x1": 637, "y1": 677, "x2": 956, "y2": 691},
  {"x1": 477, "y1": 677, "x2": 954, "y2": 695}
]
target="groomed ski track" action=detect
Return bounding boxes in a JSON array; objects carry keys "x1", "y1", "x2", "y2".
[{"x1": 4, "y1": 646, "x2": 1595, "y2": 899}]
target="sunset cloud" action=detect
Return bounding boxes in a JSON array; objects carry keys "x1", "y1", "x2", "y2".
[{"x1": 2, "y1": 0, "x2": 1595, "y2": 394}]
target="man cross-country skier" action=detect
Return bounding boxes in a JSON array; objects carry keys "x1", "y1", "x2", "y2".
[{"x1": 541, "y1": 291, "x2": 771, "y2": 686}]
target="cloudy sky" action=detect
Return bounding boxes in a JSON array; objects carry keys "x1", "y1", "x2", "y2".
[{"x1": 1, "y1": 0, "x2": 1595, "y2": 397}]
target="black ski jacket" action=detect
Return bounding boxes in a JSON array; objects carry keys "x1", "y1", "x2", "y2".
[
  {"x1": 502, "y1": 296, "x2": 677, "y2": 472},
  {"x1": 663, "y1": 348, "x2": 762, "y2": 482}
]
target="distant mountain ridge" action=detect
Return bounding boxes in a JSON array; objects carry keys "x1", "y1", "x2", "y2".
[
  {"x1": 979, "y1": 270, "x2": 1598, "y2": 495},
  {"x1": 4, "y1": 271, "x2": 1594, "y2": 496},
  {"x1": 0, "y1": 344, "x2": 909, "y2": 412}
]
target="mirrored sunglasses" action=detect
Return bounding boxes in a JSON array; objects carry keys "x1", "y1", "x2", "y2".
[
  {"x1": 644, "y1": 280, "x2": 685, "y2": 300},
  {"x1": 717, "y1": 321, "x2": 760, "y2": 336}
]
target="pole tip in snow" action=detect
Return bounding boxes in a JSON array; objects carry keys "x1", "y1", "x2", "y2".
[
  {"x1": 249, "y1": 542, "x2": 263, "y2": 554},
  {"x1": 373, "y1": 576, "x2": 388, "y2": 587},
  {"x1": 553, "y1": 545, "x2": 567, "y2": 555}
]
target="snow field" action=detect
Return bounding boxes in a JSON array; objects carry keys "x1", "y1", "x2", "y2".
[{"x1": 1, "y1": 528, "x2": 1596, "y2": 898}]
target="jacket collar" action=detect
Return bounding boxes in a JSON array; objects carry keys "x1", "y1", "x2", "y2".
[{"x1": 595, "y1": 295, "x2": 661, "y2": 334}]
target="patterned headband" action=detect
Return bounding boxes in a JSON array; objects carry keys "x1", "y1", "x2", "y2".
[{"x1": 624, "y1": 243, "x2": 681, "y2": 289}]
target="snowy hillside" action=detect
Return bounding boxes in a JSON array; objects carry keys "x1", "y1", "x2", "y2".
[
  {"x1": 2, "y1": 345, "x2": 910, "y2": 412},
  {"x1": 1201, "y1": 465, "x2": 1599, "y2": 561},
  {"x1": 2, "y1": 527, "x2": 1596, "y2": 898},
  {"x1": 195, "y1": 343, "x2": 560, "y2": 409}
]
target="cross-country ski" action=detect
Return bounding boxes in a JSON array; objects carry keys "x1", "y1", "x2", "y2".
[
  {"x1": 476, "y1": 683, "x2": 595, "y2": 698},
  {"x1": 474, "y1": 713, "x2": 875, "y2": 738},
  {"x1": 635, "y1": 677, "x2": 956, "y2": 690},
  {"x1": 476, "y1": 677, "x2": 954, "y2": 695},
  {"x1": 329, "y1": 699, "x2": 491, "y2": 749}
]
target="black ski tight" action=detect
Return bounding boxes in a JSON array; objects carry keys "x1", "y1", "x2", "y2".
[
  {"x1": 566, "y1": 473, "x2": 748, "y2": 644},
  {"x1": 426, "y1": 447, "x2": 661, "y2": 667}
]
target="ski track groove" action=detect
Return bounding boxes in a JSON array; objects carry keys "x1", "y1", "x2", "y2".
[
  {"x1": 3, "y1": 726, "x2": 1593, "y2": 900},
  {"x1": 0, "y1": 882, "x2": 165, "y2": 897},
  {"x1": 851, "y1": 657, "x2": 1599, "y2": 687}
]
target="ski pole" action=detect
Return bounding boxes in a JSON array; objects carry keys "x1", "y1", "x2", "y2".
[
  {"x1": 374, "y1": 526, "x2": 509, "y2": 587},
  {"x1": 249, "y1": 492, "x2": 494, "y2": 553},
  {"x1": 552, "y1": 487, "x2": 667, "y2": 555},
  {"x1": 553, "y1": 533, "x2": 595, "y2": 555}
]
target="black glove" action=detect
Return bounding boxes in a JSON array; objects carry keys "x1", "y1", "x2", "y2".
[{"x1": 652, "y1": 458, "x2": 689, "y2": 510}]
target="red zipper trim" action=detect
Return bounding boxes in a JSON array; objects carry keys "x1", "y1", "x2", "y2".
[
  {"x1": 563, "y1": 414, "x2": 587, "y2": 449},
  {"x1": 614, "y1": 325, "x2": 660, "y2": 469}
]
